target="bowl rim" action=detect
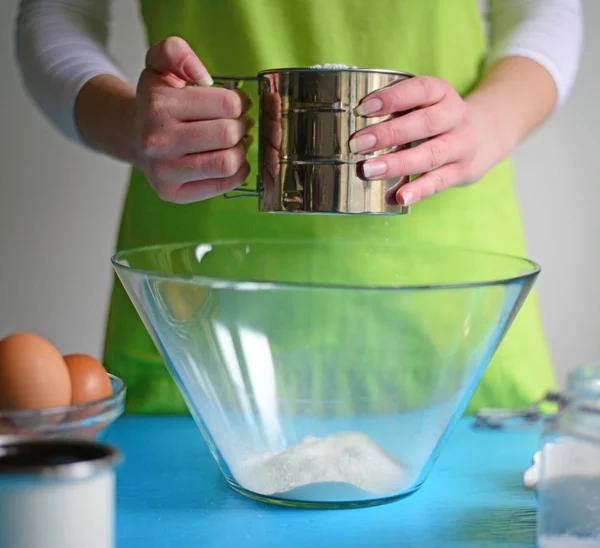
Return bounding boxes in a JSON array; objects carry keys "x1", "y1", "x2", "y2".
[
  {"x1": 0, "y1": 373, "x2": 126, "y2": 421},
  {"x1": 110, "y1": 239, "x2": 541, "y2": 292}
]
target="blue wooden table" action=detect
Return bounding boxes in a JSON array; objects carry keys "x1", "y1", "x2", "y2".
[{"x1": 107, "y1": 417, "x2": 540, "y2": 548}]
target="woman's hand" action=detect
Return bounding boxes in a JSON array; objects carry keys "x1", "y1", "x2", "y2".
[
  {"x1": 133, "y1": 37, "x2": 253, "y2": 204},
  {"x1": 350, "y1": 76, "x2": 502, "y2": 206}
]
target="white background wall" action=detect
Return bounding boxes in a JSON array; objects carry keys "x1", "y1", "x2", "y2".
[{"x1": 0, "y1": 1, "x2": 597, "y2": 387}]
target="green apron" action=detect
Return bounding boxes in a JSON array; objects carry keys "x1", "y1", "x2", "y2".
[{"x1": 103, "y1": 0, "x2": 555, "y2": 415}]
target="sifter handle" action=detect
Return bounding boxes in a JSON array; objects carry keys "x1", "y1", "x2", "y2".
[
  {"x1": 212, "y1": 76, "x2": 258, "y2": 90},
  {"x1": 211, "y1": 76, "x2": 259, "y2": 200}
]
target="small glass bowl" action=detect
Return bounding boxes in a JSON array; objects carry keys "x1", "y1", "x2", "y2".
[{"x1": 0, "y1": 374, "x2": 125, "y2": 442}]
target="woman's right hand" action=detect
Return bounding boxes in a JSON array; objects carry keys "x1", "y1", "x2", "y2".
[{"x1": 134, "y1": 37, "x2": 253, "y2": 204}]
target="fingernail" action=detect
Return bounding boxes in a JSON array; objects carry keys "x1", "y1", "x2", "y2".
[
  {"x1": 356, "y1": 98, "x2": 383, "y2": 116},
  {"x1": 397, "y1": 189, "x2": 414, "y2": 206},
  {"x1": 183, "y1": 57, "x2": 213, "y2": 86},
  {"x1": 198, "y1": 74, "x2": 214, "y2": 87},
  {"x1": 362, "y1": 161, "x2": 388, "y2": 179},
  {"x1": 349, "y1": 133, "x2": 377, "y2": 153}
]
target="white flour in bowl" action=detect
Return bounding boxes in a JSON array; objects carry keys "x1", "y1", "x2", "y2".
[{"x1": 233, "y1": 431, "x2": 409, "y2": 499}]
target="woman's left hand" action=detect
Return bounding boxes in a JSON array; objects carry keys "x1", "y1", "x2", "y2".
[{"x1": 350, "y1": 76, "x2": 499, "y2": 206}]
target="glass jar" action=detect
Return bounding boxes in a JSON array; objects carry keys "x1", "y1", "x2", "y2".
[
  {"x1": 537, "y1": 398, "x2": 600, "y2": 547},
  {"x1": 523, "y1": 362, "x2": 600, "y2": 491}
]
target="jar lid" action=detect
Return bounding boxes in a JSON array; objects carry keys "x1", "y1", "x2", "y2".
[
  {"x1": 567, "y1": 361, "x2": 600, "y2": 402},
  {"x1": 555, "y1": 399, "x2": 600, "y2": 443}
]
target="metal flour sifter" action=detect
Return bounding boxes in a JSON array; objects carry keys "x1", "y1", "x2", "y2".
[{"x1": 213, "y1": 67, "x2": 415, "y2": 215}]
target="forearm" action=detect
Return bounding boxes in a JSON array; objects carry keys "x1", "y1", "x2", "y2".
[
  {"x1": 75, "y1": 74, "x2": 138, "y2": 164},
  {"x1": 486, "y1": 0, "x2": 583, "y2": 109},
  {"x1": 471, "y1": 0, "x2": 583, "y2": 168},
  {"x1": 15, "y1": 0, "x2": 128, "y2": 145},
  {"x1": 465, "y1": 55, "x2": 557, "y2": 167}
]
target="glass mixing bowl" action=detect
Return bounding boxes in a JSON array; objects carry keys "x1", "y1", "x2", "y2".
[{"x1": 112, "y1": 240, "x2": 539, "y2": 508}]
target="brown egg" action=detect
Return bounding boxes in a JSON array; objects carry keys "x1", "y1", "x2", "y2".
[
  {"x1": 64, "y1": 354, "x2": 112, "y2": 405},
  {"x1": 0, "y1": 333, "x2": 72, "y2": 410}
]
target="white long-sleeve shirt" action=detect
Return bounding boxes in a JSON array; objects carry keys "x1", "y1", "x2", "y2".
[{"x1": 14, "y1": 0, "x2": 583, "y2": 145}]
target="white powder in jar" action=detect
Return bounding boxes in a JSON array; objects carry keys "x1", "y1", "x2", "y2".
[{"x1": 538, "y1": 536, "x2": 600, "y2": 548}]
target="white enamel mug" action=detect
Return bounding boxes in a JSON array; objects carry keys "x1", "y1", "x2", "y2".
[{"x1": 0, "y1": 437, "x2": 121, "y2": 548}]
